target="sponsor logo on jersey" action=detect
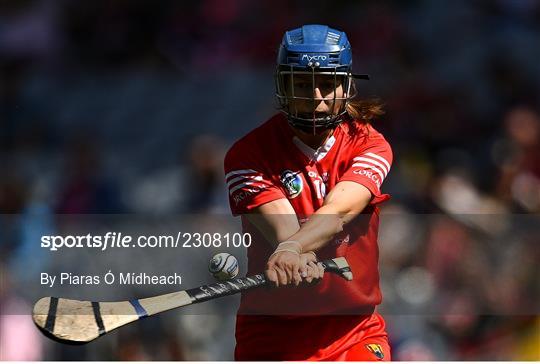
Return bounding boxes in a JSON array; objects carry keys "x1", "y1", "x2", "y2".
[
  {"x1": 321, "y1": 172, "x2": 329, "y2": 183},
  {"x1": 280, "y1": 170, "x2": 303, "y2": 198},
  {"x1": 335, "y1": 234, "x2": 350, "y2": 245},
  {"x1": 351, "y1": 153, "x2": 391, "y2": 189},
  {"x1": 232, "y1": 186, "x2": 265, "y2": 205},
  {"x1": 365, "y1": 344, "x2": 384, "y2": 360},
  {"x1": 307, "y1": 171, "x2": 327, "y2": 199},
  {"x1": 353, "y1": 169, "x2": 381, "y2": 187}
]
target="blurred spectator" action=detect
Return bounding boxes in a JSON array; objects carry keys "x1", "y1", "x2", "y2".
[
  {"x1": 494, "y1": 106, "x2": 540, "y2": 212},
  {"x1": 0, "y1": 262, "x2": 44, "y2": 360},
  {"x1": 55, "y1": 136, "x2": 122, "y2": 213},
  {"x1": 0, "y1": 172, "x2": 28, "y2": 258},
  {"x1": 183, "y1": 134, "x2": 227, "y2": 213}
]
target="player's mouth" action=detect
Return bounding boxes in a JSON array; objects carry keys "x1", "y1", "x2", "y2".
[{"x1": 297, "y1": 112, "x2": 332, "y2": 119}]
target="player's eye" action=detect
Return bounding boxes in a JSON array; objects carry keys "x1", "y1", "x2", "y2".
[
  {"x1": 320, "y1": 81, "x2": 335, "y2": 90},
  {"x1": 295, "y1": 81, "x2": 311, "y2": 89}
]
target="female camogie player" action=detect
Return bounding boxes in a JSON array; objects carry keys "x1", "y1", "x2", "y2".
[{"x1": 224, "y1": 24, "x2": 392, "y2": 361}]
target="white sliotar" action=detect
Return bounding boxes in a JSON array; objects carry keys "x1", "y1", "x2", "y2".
[{"x1": 209, "y1": 253, "x2": 239, "y2": 281}]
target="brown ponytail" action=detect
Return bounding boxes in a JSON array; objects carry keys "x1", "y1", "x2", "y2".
[{"x1": 346, "y1": 98, "x2": 385, "y2": 123}]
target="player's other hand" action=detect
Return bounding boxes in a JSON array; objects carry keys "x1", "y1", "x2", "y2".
[
  {"x1": 299, "y1": 253, "x2": 324, "y2": 285},
  {"x1": 265, "y1": 251, "x2": 323, "y2": 287},
  {"x1": 266, "y1": 250, "x2": 301, "y2": 287}
]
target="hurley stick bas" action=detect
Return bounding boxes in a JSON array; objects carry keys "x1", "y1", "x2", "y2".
[{"x1": 33, "y1": 257, "x2": 352, "y2": 344}]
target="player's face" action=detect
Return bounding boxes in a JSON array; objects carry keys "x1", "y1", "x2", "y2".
[{"x1": 284, "y1": 73, "x2": 347, "y2": 118}]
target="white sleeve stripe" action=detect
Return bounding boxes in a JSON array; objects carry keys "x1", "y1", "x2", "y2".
[
  {"x1": 351, "y1": 163, "x2": 386, "y2": 182},
  {"x1": 225, "y1": 169, "x2": 259, "y2": 180},
  {"x1": 229, "y1": 181, "x2": 267, "y2": 195},
  {"x1": 353, "y1": 157, "x2": 389, "y2": 176},
  {"x1": 365, "y1": 152, "x2": 391, "y2": 171},
  {"x1": 227, "y1": 175, "x2": 264, "y2": 188}
]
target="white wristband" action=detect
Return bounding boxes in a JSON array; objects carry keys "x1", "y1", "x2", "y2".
[
  {"x1": 268, "y1": 248, "x2": 301, "y2": 260},
  {"x1": 276, "y1": 240, "x2": 303, "y2": 254},
  {"x1": 268, "y1": 241, "x2": 303, "y2": 260}
]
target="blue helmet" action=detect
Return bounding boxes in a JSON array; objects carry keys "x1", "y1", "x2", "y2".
[{"x1": 275, "y1": 24, "x2": 369, "y2": 132}]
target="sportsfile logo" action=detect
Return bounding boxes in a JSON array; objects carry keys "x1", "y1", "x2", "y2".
[{"x1": 301, "y1": 54, "x2": 327, "y2": 62}]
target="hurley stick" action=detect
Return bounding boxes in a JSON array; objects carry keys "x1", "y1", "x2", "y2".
[{"x1": 33, "y1": 257, "x2": 352, "y2": 344}]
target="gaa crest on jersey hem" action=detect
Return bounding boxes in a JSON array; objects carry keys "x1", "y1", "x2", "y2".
[
  {"x1": 280, "y1": 170, "x2": 303, "y2": 198},
  {"x1": 365, "y1": 343, "x2": 384, "y2": 359}
]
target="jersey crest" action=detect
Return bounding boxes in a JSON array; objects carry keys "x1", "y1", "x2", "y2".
[
  {"x1": 279, "y1": 170, "x2": 303, "y2": 198},
  {"x1": 365, "y1": 343, "x2": 385, "y2": 359}
]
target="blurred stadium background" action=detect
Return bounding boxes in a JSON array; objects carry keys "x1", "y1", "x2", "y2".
[{"x1": 1, "y1": 0, "x2": 539, "y2": 360}]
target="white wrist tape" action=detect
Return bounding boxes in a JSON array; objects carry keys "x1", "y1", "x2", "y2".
[
  {"x1": 276, "y1": 241, "x2": 303, "y2": 254},
  {"x1": 268, "y1": 241, "x2": 303, "y2": 260},
  {"x1": 269, "y1": 249, "x2": 300, "y2": 260}
]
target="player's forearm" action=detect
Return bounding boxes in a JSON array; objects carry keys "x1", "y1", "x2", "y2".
[
  {"x1": 284, "y1": 205, "x2": 350, "y2": 252},
  {"x1": 283, "y1": 183, "x2": 372, "y2": 253},
  {"x1": 247, "y1": 213, "x2": 300, "y2": 248},
  {"x1": 246, "y1": 199, "x2": 301, "y2": 249}
]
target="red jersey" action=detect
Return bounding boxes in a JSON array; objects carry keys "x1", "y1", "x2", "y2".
[{"x1": 224, "y1": 113, "x2": 393, "y2": 359}]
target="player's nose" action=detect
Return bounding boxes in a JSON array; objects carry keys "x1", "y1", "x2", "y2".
[
  {"x1": 313, "y1": 87, "x2": 324, "y2": 99},
  {"x1": 313, "y1": 87, "x2": 330, "y2": 112}
]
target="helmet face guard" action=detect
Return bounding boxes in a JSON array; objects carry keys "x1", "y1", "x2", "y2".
[
  {"x1": 275, "y1": 65, "x2": 356, "y2": 133},
  {"x1": 274, "y1": 25, "x2": 369, "y2": 134}
]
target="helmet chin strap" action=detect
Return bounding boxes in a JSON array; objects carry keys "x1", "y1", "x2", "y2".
[{"x1": 311, "y1": 113, "x2": 333, "y2": 135}]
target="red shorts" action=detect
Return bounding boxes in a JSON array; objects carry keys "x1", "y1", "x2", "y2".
[{"x1": 235, "y1": 313, "x2": 391, "y2": 361}]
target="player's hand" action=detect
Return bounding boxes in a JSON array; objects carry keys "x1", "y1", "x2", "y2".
[
  {"x1": 266, "y1": 251, "x2": 322, "y2": 287},
  {"x1": 265, "y1": 250, "x2": 302, "y2": 287},
  {"x1": 299, "y1": 253, "x2": 324, "y2": 284}
]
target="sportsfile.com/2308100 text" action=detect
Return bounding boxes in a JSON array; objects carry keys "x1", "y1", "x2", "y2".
[{"x1": 40, "y1": 232, "x2": 252, "y2": 251}]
